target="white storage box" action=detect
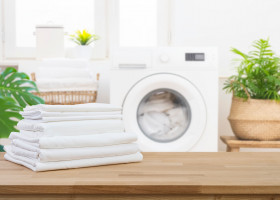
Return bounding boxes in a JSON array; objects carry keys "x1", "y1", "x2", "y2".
[{"x1": 36, "y1": 25, "x2": 65, "y2": 59}]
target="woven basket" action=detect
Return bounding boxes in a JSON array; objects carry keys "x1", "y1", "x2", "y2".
[
  {"x1": 228, "y1": 96, "x2": 280, "y2": 141},
  {"x1": 31, "y1": 73, "x2": 99, "y2": 105}
]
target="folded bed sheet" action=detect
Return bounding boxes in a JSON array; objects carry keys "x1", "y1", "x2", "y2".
[
  {"x1": 6, "y1": 143, "x2": 139, "y2": 162},
  {"x1": 20, "y1": 111, "x2": 121, "y2": 120},
  {"x1": 17, "y1": 119, "x2": 124, "y2": 136},
  {"x1": 10, "y1": 132, "x2": 138, "y2": 149},
  {"x1": 4, "y1": 147, "x2": 143, "y2": 172},
  {"x1": 24, "y1": 103, "x2": 122, "y2": 112}
]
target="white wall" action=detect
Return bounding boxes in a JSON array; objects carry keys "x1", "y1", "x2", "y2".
[
  {"x1": 171, "y1": 0, "x2": 280, "y2": 151},
  {"x1": 171, "y1": 0, "x2": 280, "y2": 76}
]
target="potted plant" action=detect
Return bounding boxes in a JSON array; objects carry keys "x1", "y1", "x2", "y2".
[
  {"x1": 224, "y1": 38, "x2": 280, "y2": 141},
  {"x1": 69, "y1": 30, "x2": 99, "y2": 60},
  {"x1": 0, "y1": 68, "x2": 44, "y2": 151}
]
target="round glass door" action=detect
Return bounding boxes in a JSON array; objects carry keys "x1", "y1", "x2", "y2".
[{"x1": 137, "y1": 88, "x2": 191, "y2": 143}]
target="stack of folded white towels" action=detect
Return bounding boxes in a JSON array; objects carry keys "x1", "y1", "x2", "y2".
[
  {"x1": 35, "y1": 58, "x2": 98, "y2": 92},
  {"x1": 4, "y1": 103, "x2": 143, "y2": 172}
]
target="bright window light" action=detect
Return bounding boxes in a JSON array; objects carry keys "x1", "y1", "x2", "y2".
[
  {"x1": 119, "y1": 0, "x2": 157, "y2": 47},
  {"x1": 15, "y1": 0, "x2": 95, "y2": 47}
]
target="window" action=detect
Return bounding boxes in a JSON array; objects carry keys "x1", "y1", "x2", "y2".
[
  {"x1": 117, "y1": 0, "x2": 171, "y2": 48},
  {"x1": 3, "y1": 0, "x2": 170, "y2": 59},
  {"x1": 15, "y1": 0, "x2": 95, "y2": 48},
  {"x1": 3, "y1": 0, "x2": 107, "y2": 58},
  {"x1": 119, "y1": 0, "x2": 157, "y2": 47}
]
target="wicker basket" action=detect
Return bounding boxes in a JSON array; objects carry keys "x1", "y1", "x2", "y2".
[
  {"x1": 31, "y1": 73, "x2": 99, "y2": 105},
  {"x1": 228, "y1": 96, "x2": 280, "y2": 141}
]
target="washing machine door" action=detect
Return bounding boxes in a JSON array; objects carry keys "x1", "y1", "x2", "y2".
[{"x1": 122, "y1": 73, "x2": 206, "y2": 152}]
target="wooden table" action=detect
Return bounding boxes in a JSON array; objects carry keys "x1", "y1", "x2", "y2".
[
  {"x1": 1, "y1": 152, "x2": 280, "y2": 200},
  {"x1": 221, "y1": 136, "x2": 280, "y2": 152}
]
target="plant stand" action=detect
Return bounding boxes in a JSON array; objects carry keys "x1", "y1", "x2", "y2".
[{"x1": 220, "y1": 136, "x2": 280, "y2": 152}]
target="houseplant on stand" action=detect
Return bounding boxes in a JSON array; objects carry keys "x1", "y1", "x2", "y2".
[
  {"x1": 70, "y1": 29, "x2": 99, "y2": 60},
  {"x1": 224, "y1": 38, "x2": 280, "y2": 140},
  {"x1": 0, "y1": 68, "x2": 44, "y2": 151}
]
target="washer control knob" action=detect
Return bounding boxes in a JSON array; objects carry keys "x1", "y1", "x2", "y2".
[{"x1": 159, "y1": 54, "x2": 169, "y2": 63}]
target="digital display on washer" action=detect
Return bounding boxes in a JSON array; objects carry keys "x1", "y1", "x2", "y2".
[{"x1": 185, "y1": 53, "x2": 205, "y2": 61}]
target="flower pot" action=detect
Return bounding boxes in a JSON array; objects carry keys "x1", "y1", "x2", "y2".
[
  {"x1": 228, "y1": 97, "x2": 280, "y2": 141},
  {"x1": 74, "y1": 45, "x2": 93, "y2": 60}
]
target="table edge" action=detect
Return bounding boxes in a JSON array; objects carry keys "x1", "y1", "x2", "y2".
[{"x1": 1, "y1": 185, "x2": 280, "y2": 195}]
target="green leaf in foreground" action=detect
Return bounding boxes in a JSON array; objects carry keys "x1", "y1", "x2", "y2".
[
  {"x1": 0, "y1": 145, "x2": 4, "y2": 152},
  {"x1": 0, "y1": 67, "x2": 45, "y2": 107},
  {"x1": 0, "y1": 96, "x2": 23, "y2": 138}
]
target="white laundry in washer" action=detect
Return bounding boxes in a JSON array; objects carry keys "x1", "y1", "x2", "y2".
[{"x1": 110, "y1": 47, "x2": 218, "y2": 152}]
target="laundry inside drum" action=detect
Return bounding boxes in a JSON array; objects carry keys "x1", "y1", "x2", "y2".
[{"x1": 137, "y1": 88, "x2": 191, "y2": 143}]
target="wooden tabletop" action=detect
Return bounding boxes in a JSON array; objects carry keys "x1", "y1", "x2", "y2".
[{"x1": 1, "y1": 152, "x2": 280, "y2": 195}]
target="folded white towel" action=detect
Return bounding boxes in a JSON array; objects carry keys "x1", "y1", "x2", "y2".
[
  {"x1": 8, "y1": 143, "x2": 139, "y2": 162},
  {"x1": 37, "y1": 68, "x2": 91, "y2": 79},
  {"x1": 40, "y1": 58, "x2": 89, "y2": 68},
  {"x1": 24, "y1": 103, "x2": 122, "y2": 112},
  {"x1": 20, "y1": 111, "x2": 121, "y2": 120},
  {"x1": 36, "y1": 78, "x2": 98, "y2": 92},
  {"x1": 4, "y1": 148, "x2": 143, "y2": 172},
  {"x1": 12, "y1": 140, "x2": 39, "y2": 152},
  {"x1": 11, "y1": 132, "x2": 137, "y2": 149},
  {"x1": 10, "y1": 131, "x2": 44, "y2": 142},
  {"x1": 33, "y1": 115, "x2": 122, "y2": 122},
  {"x1": 20, "y1": 114, "x2": 122, "y2": 122},
  {"x1": 17, "y1": 119, "x2": 124, "y2": 136}
]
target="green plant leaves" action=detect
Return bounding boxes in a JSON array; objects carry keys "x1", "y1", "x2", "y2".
[
  {"x1": 69, "y1": 29, "x2": 100, "y2": 45},
  {"x1": 0, "y1": 67, "x2": 44, "y2": 107},
  {"x1": 224, "y1": 38, "x2": 280, "y2": 101},
  {"x1": 0, "y1": 145, "x2": 4, "y2": 152},
  {"x1": 0, "y1": 96, "x2": 23, "y2": 138},
  {"x1": 0, "y1": 67, "x2": 44, "y2": 138}
]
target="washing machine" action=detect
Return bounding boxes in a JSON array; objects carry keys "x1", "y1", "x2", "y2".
[{"x1": 110, "y1": 47, "x2": 218, "y2": 152}]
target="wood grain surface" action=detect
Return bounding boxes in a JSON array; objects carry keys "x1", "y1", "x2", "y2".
[{"x1": 1, "y1": 152, "x2": 280, "y2": 198}]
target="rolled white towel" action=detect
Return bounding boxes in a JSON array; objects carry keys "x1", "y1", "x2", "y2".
[
  {"x1": 8, "y1": 143, "x2": 139, "y2": 162},
  {"x1": 10, "y1": 132, "x2": 138, "y2": 149},
  {"x1": 16, "y1": 119, "x2": 124, "y2": 136},
  {"x1": 4, "y1": 147, "x2": 143, "y2": 172}
]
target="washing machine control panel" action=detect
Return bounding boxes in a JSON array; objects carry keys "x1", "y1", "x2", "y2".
[
  {"x1": 112, "y1": 47, "x2": 218, "y2": 70},
  {"x1": 154, "y1": 47, "x2": 218, "y2": 70}
]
